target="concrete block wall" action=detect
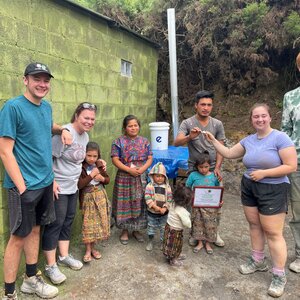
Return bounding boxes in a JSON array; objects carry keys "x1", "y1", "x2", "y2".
[{"x1": 0, "y1": 0, "x2": 158, "y2": 280}]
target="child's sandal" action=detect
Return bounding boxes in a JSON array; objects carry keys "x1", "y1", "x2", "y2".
[
  {"x1": 83, "y1": 254, "x2": 92, "y2": 263},
  {"x1": 205, "y1": 243, "x2": 213, "y2": 255},
  {"x1": 193, "y1": 244, "x2": 204, "y2": 253},
  {"x1": 91, "y1": 250, "x2": 102, "y2": 259}
]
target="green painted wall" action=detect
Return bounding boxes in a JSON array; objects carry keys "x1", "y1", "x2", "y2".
[{"x1": 0, "y1": 0, "x2": 158, "y2": 281}]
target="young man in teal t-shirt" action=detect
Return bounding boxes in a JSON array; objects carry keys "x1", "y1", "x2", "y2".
[{"x1": 0, "y1": 62, "x2": 72, "y2": 299}]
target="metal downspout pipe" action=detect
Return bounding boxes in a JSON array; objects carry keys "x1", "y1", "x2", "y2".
[{"x1": 167, "y1": 8, "x2": 179, "y2": 140}]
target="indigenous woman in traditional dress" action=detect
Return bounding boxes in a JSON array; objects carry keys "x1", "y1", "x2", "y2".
[
  {"x1": 111, "y1": 115, "x2": 153, "y2": 245},
  {"x1": 78, "y1": 141, "x2": 110, "y2": 263}
]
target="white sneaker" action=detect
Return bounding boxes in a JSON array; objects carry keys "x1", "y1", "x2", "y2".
[
  {"x1": 267, "y1": 274, "x2": 287, "y2": 298},
  {"x1": 58, "y1": 254, "x2": 83, "y2": 270},
  {"x1": 20, "y1": 270, "x2": 58, "y2": 299},
  {"x1": 45, "y1": 263, "x2": 67, "y2": 285},
  {"x1": 289, "y1": 258, "x2": 300, "y2": 273},
  {"x1": 2, "y1": 290, "x2": 17, "y2": 299},
  {"x1": 238, "y1": 257, "x2": 268, "y2": 275},
  {"x1": 214, "y1": 232, "x2": 225, "y2": 247},
  {"x1": 146, "y1": 240, "x2": 153, "y2": 251}
]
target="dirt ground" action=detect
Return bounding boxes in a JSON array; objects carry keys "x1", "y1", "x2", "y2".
[{"x1": 13, "y1": 192, "x2": 300, "y2": 300}]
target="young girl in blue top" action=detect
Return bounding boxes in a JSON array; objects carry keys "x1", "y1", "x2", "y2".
[{"x1": 186, "y1": 151, "x2": 221, "y2": 254}]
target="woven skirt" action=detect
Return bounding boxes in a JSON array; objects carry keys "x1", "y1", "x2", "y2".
[
  {"x1": 112, "y1": 170, "x2": 147, "y2": 231},
  {"x1": 81, "y1": 185, "x2": 110, "y2": 244},
  {"x1": 191, "y1": 207, "x2": 219, "y2": 242},
  {"x1": 162, "y1": 223, "x2": 183, "y2": 260}
]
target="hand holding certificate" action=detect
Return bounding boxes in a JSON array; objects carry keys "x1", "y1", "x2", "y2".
[{"x1": 193, "y1": 186, "x2": 224, "y2": 208}]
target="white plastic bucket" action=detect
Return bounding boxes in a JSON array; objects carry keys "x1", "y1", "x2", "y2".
[{"x1": 149, "y1": 122, "x2": 170, "y2": 150}]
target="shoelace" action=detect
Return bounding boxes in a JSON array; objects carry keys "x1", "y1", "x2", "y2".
[
  {"x1": 35, "y1": 272, "x2": 46, "y2": 285},
  {"x1": 246, "y1": 258, "x2": 256, "y2": 267},
  {"x1": 272, "y1": 275, "x2": 284, "y2": 286},
  {"x1": 48, "y1": 267, "x2": 57, "y2": 275}
]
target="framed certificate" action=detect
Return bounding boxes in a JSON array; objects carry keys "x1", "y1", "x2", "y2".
[{"x1": 193, "y1": 186, "x2": 224, "y2": 208}]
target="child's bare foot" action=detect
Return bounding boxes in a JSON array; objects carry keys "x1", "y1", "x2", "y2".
[
  {"x1": 169, "y1": 259, "x2": 183, "y2": 267},
  {"x1": 205, "y1": 242, "x2": 213, "y2": 254},
  {"x1": 193, "y1": 241, "x2": 204, "y2": 253}
]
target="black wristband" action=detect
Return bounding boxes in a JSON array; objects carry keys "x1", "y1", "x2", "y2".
[{"x1": 61, "y1": 128, "x2": 70, "y2": 132}]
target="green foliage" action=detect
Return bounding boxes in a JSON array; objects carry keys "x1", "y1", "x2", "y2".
[
  {"x1": 275, "y1": 99, "x2": 283, "y2": 109},
  {"x1": 73, "y1": 0, "x2": 157, "y2": 15},
  {"x1": 242, "y1": 1, "x2": 268, "y2": 26},
  {"x1": 102, "y1": 0, "x2": 156, "y2": 14},
  {"x1": 199, "y1": 0, "x2": 214, "y2": 5},
  {"x1": 283, "y1": 11, "x2": 300, "y2": 38},
  {"x1": 73, "y1": 0, "x2": 98, "y2": 9},
  {"x1": 71, "y1": 0, "x2": 300, "y2": 97},
  {"x1": 207, "y1": 5, "x2": 219, "y2": 14}
]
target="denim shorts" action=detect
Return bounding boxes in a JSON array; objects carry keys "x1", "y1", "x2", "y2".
[
  {"x1": 8, "y1": 184, "x2": 55, "y2": 237},
  {"x1": 241, "y1": 176, "x2": 289, "y2": 215}
]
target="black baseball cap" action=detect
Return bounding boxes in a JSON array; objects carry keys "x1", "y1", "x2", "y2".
[{"x1": 24, "y1": 62, "x2": 54, "y2": 78}]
